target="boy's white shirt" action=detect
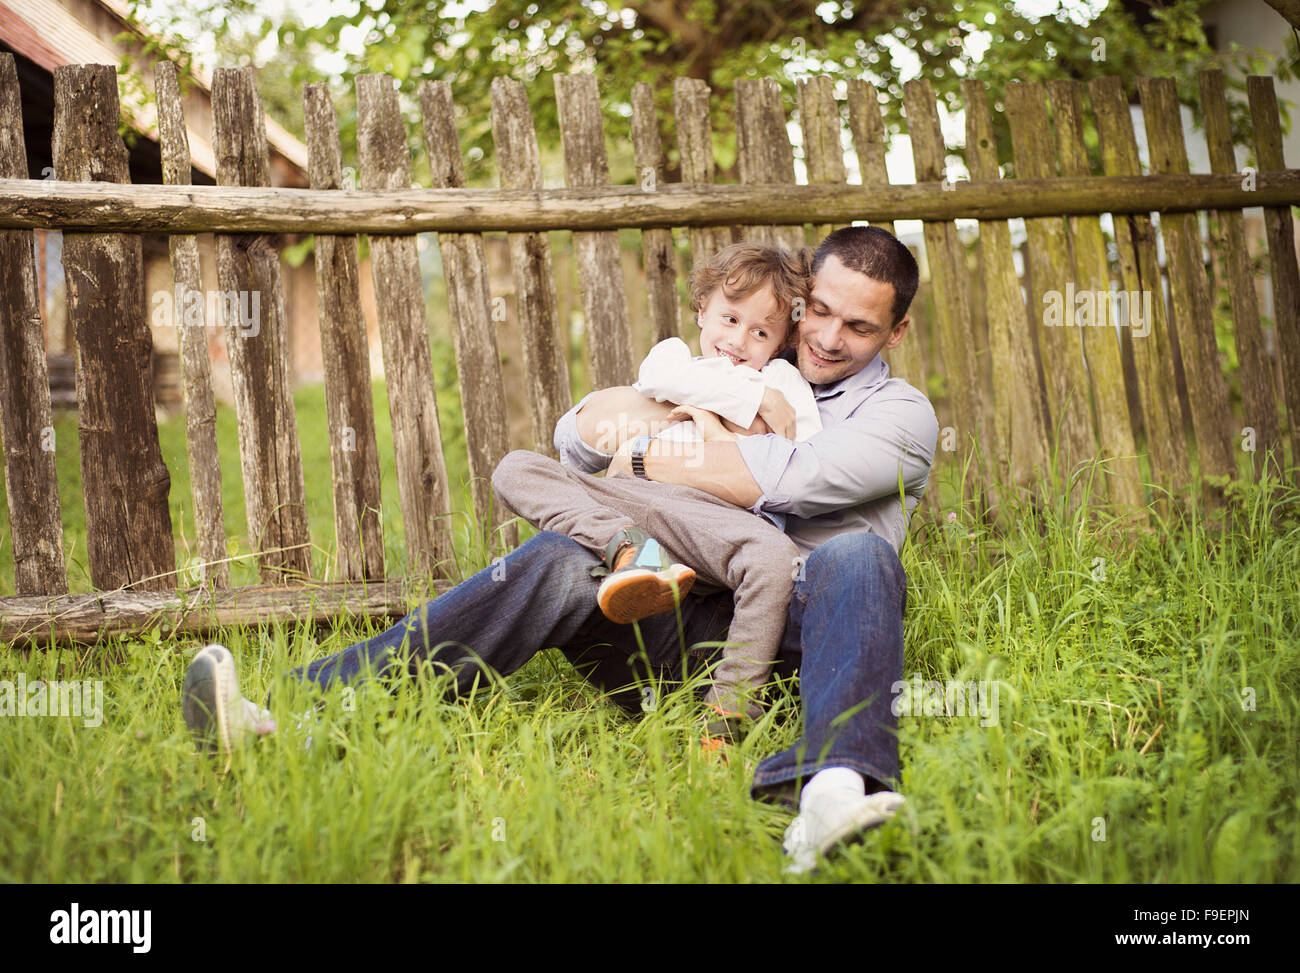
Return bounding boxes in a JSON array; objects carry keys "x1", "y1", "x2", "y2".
[{"x1": 632, "y1": 337, "x2": 823, "y2": 442}]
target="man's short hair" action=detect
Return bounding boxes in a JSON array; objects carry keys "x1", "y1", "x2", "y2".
[
  {"x1": 811, "y1": 226, "x2": 919, "y2": 326},
  {"x1": 689, "y1": 242, "x2": 812, "y2": 347}
]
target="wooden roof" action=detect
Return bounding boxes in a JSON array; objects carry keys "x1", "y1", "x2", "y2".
[{"x1": 0, "y1": 0, "x2": 307, "y2": 183}]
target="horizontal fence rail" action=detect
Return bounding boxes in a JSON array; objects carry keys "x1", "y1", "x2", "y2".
[
  {"x1": 0, "y1": 579, "x2": 447, "y2": 645},
  {"x1": 1, "y1": 174, "x2": 1298, "y2": 233},
  {"x1": 0, "y1": 54, "x2": 1297, "y2": 645}
]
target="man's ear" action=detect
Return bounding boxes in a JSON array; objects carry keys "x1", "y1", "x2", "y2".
[{"x1": 885, "y1": 314, "x2": 910, "y2": 350}]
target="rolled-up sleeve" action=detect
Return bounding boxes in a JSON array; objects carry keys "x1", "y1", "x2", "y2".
[
  {"x1": 735, "y1": 394, "x2": 938, "y2": 520},
  {"x1": 553, "y1": 392, "x2": 613, "y2": 474}
]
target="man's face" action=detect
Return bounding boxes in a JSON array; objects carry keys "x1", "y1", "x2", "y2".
[{"x1": 796, "y1": 254, "x2": 909, "y2": 386}]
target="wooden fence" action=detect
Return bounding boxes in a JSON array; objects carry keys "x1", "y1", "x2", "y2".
[{"x1": 0, "y1": 55, "x2": 1297, "y2": 645}]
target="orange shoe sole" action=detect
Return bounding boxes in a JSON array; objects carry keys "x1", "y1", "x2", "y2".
[{"x1": 597, "y1": 565, "x2": 696, "y2": 624}]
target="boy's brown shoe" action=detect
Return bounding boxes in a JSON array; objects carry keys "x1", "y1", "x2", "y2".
[{"x1": 595, "y1": 526, "x2": 696, "y2": 624}]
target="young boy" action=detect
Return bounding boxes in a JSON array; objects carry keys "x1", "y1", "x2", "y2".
[{"x1": 491, "y1": 243, "x2": 820, "y2": 735}]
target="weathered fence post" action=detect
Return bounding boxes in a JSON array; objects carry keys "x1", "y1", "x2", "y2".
[
  {"x1": 1139, "y1": 77, "x2": 1236, "y2": 504},
  {"x1": 155, "y1": 61, "x2": 230, "y2": 588},
  {"x1": 1199, "y1": 70, "x2": 1282, "y2": 481},
  {"x1": 355, "y1": 72, "x2": 456, "y2": 576},
  {"x1": 211, "y1": 66, "x2": 312, "y2": 582},
  {"x1": 1089, "y1": 76, "x2": 1191, "y2": 500},
  {"x1": 735, "y1": 78, "x2": 804, "y2": 252},
  {"x1": 798, "y1": 76, "x2": 847, "y2": 243},
  {"x1": 490, "y1": 77, "x2": 572, "y2": 458},
  {"x1": 420, "y1": 80, "x2": 515, "y2": 543},
  {"x1": 0, "y1": 53, "x2": 67, "y2": 595},
  {"x1": 963, "y1": 79, "x2": 1051, "y2": 500},
  {"x1": 302, "y1": 81, "x2": 386, "y2": 581},
  {"x1": 1049, "y1": 79, "x2": 1145, "y2": 511},
  {"x1": 905, "y1": 77, "x2": 998, "y2": 517},
  {"x1": 554, "y1": 73, "x2": 636, "y2": 390},
  {"x1": 674, "y1": 77, "x2": 729, "y2": 268},
  {"x1": 54, "y1": 63, "x2": 176, "y2": 591},
  {"x1": 1004, "y1": 81, "x2": 1096, "y2": 507},
  {"x1": 1248, "y1": 75, "x2": 1300, "y2": 482},
  {"x1": 630, "y1": 81, "x2": 683, "y2": 345}
]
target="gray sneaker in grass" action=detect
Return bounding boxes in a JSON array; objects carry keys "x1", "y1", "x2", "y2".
[{"x1": 182, "y1": 644, "x2": 276, "y2": 755}]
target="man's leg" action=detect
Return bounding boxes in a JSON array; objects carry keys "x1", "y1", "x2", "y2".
[
  {"x1": 496, "y1": 450, "x2": 798, "y2": 718},
  {"x1": 287, "y1": 530, "x2": 704, "y2": 697},
  {"x1": 289, "y1": 529, "x2": 733, "y2": 714},
  {"x1": 185, "y1": 530, "x2": 734, "y2": 751},
  {"x1": 752, "y1": 531, "x2": 907, "y2": 803},
  {"x1": 491, "y1": 450, "x2": 653, "y2": 555}
]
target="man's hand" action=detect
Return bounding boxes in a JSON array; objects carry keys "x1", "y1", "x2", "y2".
[{"x1": 757, "y1": 387, "x2": 797, "y2": 440}]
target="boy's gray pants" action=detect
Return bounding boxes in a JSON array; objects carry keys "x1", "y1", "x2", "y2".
[{"x1": 491, "y1": 450, "x2": 800, "y2": 716}]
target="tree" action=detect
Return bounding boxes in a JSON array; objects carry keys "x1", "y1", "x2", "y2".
[{"x1": 128, "y1": 1, "x2": 1296, "y2": 182}]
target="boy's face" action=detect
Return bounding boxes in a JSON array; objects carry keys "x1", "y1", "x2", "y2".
[{"x1": 696, "y1": 284, "x2": 789, "y2": 371}]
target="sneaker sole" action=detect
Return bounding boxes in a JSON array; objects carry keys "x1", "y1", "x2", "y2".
[
  {"x1": 815, "y1": 792, "x2": 906, "y2": 855},
  {"x1": 598, "y1": 566, "x2": 696, "y2": 624},
  {"x1": 182, "y1": 647, "x2": 233, "y2": 755}
]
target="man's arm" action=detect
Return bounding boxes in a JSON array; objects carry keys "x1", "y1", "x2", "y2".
[
  {"x1": 609, "y1": 389, "x2": 936, "y2": 517},
  {"x1": 731, "y1": 394, "x2": 939, "y2": 519},
  {"x1": 573, "y1": 386, "x2": 682, "y2": 454},
  {"x1": 607, "y1": 439, "x2": 763, "y2": 508}
]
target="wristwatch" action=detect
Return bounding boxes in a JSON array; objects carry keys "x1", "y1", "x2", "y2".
[{"x1": 630, "y1": 436, "x2": 652, "y2": 479}]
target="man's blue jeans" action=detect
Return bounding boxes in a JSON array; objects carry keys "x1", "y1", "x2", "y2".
[{"x1": 288, "y1": 529, "x2": 907, "y2": 805}]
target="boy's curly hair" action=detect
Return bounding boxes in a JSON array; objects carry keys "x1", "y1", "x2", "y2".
[{"x1": 688, "y1": 243, "x2": 812, "y2": 349}]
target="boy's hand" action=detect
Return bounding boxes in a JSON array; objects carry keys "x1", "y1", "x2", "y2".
[
  {"x1": 666, "y1": 404, "x2": 744, "y2": 441},
  {"x1": 757, "y1": 387, "x2": 797, "y2": 439}
]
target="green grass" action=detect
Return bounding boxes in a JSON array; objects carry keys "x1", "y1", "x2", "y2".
[{"x1": 1, "y1": 389, "x2": 1298, "y2": 882}]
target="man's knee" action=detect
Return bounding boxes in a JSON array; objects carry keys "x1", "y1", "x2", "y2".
[
  {"x1": 509, "y1": 528, "x2": 589, "y2": 565},
  {"x1": 804, "y1": 531, "x2": 904, "y2": 590},
  {"x1": 505, "y1": 531, "x2": 601, "y2": 597}
]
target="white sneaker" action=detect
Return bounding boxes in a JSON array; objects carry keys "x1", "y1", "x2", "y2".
[
  {"x1": 182, "y1": 644, "x2": 276, "y2": 755},
  {"x1": 783, "y1": 790, "x2": 906, "y2": 874}
]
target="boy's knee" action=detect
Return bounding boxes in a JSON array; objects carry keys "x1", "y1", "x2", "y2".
[
  {"x1": 742, "y1": 534, "x2": 802, "y2": 594},
  {"x1": 491, "y1": 449, "x2": 543, "y2": 502}
]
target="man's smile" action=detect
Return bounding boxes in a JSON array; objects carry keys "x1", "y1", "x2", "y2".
[{"x1": 803, "y1": 341, "x2": 844, "y2": 366}]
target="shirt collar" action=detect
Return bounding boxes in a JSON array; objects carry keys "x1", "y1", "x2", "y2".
[{"x1": 810, "y1": 353, "x2": 890, "y2": 400}]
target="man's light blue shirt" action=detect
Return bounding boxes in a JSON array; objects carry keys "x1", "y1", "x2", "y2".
[{"x1": 553, "y1": 351, "x2": 939, "y2": 557}]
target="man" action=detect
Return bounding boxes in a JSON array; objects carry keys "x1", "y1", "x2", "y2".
[
  {"x1": 563, "y1": 225, "x2": 937, "y2": 870},
  {"x1": 183, "y1": 224, "x2": 937, "y2": 873}
]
